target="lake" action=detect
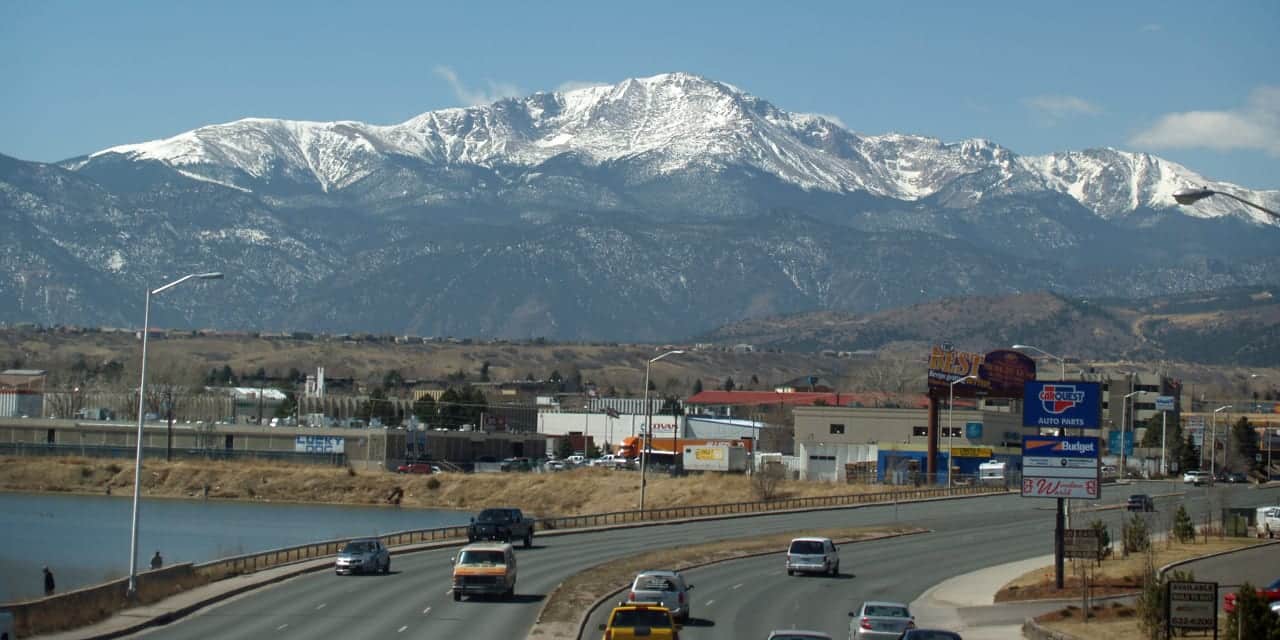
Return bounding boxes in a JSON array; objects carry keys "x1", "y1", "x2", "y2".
[{"x1": 0, "y1": 492, "x2": 470, "y2": 602}]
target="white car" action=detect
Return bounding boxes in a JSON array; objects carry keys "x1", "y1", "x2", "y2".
[
  {"x1": 565, "y1": 454, "x2": 587, "y2": 466},
  {"x1": 786, "y1": 537, "x2": 840, "y2": 576},
  {"x1": 1183, "y1": 470, "x2": 1212, "y2": 485}
]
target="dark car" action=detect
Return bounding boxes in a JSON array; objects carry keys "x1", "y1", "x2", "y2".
[
  {"x1": 1225, "y1": 471, "x2": 1248, "y2": 483},
  {"x1": 1126, "y1": 494, "x2": 1155, "y2": 512},
  {"x1": 900, "y1": 630, "x2": 962, "y2": 640},
  {"x1": 467, "y1": 508, "x2": 535, "y2": 547}
]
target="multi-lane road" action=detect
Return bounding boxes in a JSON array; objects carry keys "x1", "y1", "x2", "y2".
[{"x1": 132, "y1": 482, "x2": 1280, "y2": 639}]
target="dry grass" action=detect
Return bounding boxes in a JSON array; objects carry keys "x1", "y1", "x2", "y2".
[
  {"x1": 998, "y1": 537, "x2": 1267, "y2": 602},
  {"x1": 0, "y1": 457, "x2": 924, "y2": 518},
  {"x1": 529, "y1": 525, "x2": 919, "y2": 638}
]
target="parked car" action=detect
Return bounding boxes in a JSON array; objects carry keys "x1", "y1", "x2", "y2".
[
  {"x1": 451, "y1": 542, "x2": 517, "y2": 601},
  {"x1": 848, "y1": 601, "x2": 914, "y2": 639},
  {"x1": 1223, "y1": 577, "x2": 1280, "y2": 613},
  {"x1": 334, "y1": 537, "x2": 390, "y2": 575},
  {"x1": 900, "y1": 631, "x2": 962, "y2": 640},
  {"x1": 565, "y1": 454, "x2": 587, "y2": 466},
  {"x1": 786, "y1": 537, "x2": 840, "y2": 576},
  {"x1": 1224, "y1": 471, "x2": 1248, "y2": 483},
  {"x1": 1183, "y1": 470, "x2": 1212, "y2": 485},
  {"x1": 545, "y1": 460, "x2": 567, "y2": 472},
  {"x1": 396, "y1": 462, "x2": 433, "y2": 474},
  {"x1": 597, "y1": 602, "x2": 681, "y2": 640},
  {"x1": 766, "y1": 632, "x2": 832, "y2": 640},
  {"x1": 1126, "y1": 494, "x2": 1155, "y2": 512},
  {"x1": 627, "y1": 570, "x2": 694, "y2": 622}
]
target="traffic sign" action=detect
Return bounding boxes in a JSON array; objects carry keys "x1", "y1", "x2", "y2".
[
  {"x1": 1063, "y1": 529, "x2": 1101, "y2": 559},
  {"x1": 1155, "y1": 395, "x2": 1175, "y2": 411}
]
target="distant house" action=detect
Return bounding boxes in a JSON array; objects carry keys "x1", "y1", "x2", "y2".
[{"x1": 731, "y1": 344, "x2": 755, "y2": 353}]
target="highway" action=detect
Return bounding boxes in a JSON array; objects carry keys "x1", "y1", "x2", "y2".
[{"x1": 130, "y1": 482, "x2": 1280, "y2": 640}]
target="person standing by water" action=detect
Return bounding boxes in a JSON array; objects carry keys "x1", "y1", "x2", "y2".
[
  {"x1": 150, "y1": 551, "x2": 163, "y2": 570},
  {"x1": 43, "y1": 566, "x2": 55, "y2": 596}
]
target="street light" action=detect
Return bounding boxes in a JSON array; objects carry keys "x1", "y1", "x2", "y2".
[
  {"x1": 1011, "y1": 344, "x2": 1067, "y2": 380},
  {"x1": 128, "y1": 272, "x2": 223, "y2": 596},
  {"x1": 1210, "y1": 405, "x2": 1232, "y2": 479},
  {"x1": 1173, "y1": 187, "x2": 1280, "y2": 221},
  {"x1": 1120, "y1": 390, "x2": 1139, "y2": 481},
  {"x1": 948, "y1": 375, "x2": 977, "y2": 488},
  {"x1": 639, "y1": 350, "x2": 684, "y2": 513}
]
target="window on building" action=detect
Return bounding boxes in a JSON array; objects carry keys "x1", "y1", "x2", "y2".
[
  {"x1": 829, "y1": 423, "x2": 845, "y2": 435},
  {"x1": 944, "y1": 427, "x2": 961, "y2": 437},
  {"x1": 912, "y1": 426, "x2": 928, "y2": 437}
]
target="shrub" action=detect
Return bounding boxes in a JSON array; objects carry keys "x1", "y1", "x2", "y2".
[
  {"x1": 1089, "y1": 518, "x2": 1111, "y2": 560},
  {"x1": 1225, "y1": 581, "x2": 1280, "y2": 639},
  {"x1": 752, "y1": 463, "x2": 785, "y2": 500},
  {"x1": 426, "y1": 477, "x2": 441, "y2": 490},
  {"x1": 1123, "y1": 514, "x2": 1150, "y2": 554}
]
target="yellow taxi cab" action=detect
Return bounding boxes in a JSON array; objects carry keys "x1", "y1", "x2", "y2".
[{"x1": 598, "y1": 602, "x2": 681, "y2": 640}]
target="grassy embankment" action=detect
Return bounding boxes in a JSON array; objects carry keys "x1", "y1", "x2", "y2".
[{"x1": 0, "y1": 457, "x2": 914, "y2": 518}]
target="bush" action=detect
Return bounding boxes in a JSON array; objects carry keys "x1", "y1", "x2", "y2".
[
  {"x1": 752, "y1": 463, "x2": 785, "y2": 500},
  {"x1": 425, "y1": 477, "x2": 441, "y2": 490},
  {"x1": 1089, "y1": 518, "x2": 1112, "y2": 560},
  {"x1": 1137, "y1": 561, "x2": 1194, "y2": 640}
]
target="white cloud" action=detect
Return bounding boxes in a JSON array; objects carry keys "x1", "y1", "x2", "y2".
[
  {"x1": 433, "y1": 66, "x2": 523, "y2": 106},
  {"x1": 1140, "y1": 23, "x2": 1163, "y2": 32},
  {"x1": 1023, "y1": 95, "x2": 1103, "y2": 121},
  {"x1": 1130, "y1": 86, "x2": 1280, "y2": 156},
  {"x1": 555, "y1": 80, "x2": 610, "y2": 94}
]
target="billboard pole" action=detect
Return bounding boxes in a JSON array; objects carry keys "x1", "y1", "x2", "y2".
[{"x1": 1055, "y1": 498, "x2": 1065, "y2": 589}]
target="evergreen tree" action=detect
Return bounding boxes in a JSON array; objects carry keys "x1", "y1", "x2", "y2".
[
  {"x1": 692, "y1": 378, "x2": 704, "y2": 394},
  {"x1": 412, "y1": 394, "x2": 436, "y2": 424},
  {"x1": 1224, "y1": 581, "x2": 1280, "y2": 639},
  {"x1": 556, "y1": 436, "x2": 573, "y2": 459},
  {"x1": 750, "y1": 374, "x2": 760, "y2": 388},
  {"x1": 383, "y1": 369, "x2": 404, "y2": 392},
  {"x1": 1172, "y1": 505, "x2": 1196, "y2": 543},
  {"x1": 722, "y1": 376, "x2": 736, "y2": 391},
  {"x1": 479, "y1": 361, "x2": 491, "y2": 382},
  {"x1": 1179, "y1": 434, "x2": 1200, "y2": 472},
  {"x1": 1230, "y1": 417, "x2": 1260, "y2": 473}
]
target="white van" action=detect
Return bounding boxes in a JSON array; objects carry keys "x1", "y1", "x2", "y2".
[{"x1": 1257, "y1": 506, "x2": 1280, "y2": 538}]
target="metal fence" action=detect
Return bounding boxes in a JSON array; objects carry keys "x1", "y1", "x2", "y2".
[
  {"x1": 192, "y1": 483, "x2": 1006, "y2": 579},
  {"x1": 0, "y1": 442, "x2": 346, "y2": 466}
]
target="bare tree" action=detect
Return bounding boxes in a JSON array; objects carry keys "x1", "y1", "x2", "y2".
[{"x1": 753, "y1": 462, "x2": 786, "y2": 500}]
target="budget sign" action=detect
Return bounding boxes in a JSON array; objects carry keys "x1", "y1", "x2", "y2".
[{"x1": 1022, "y1": 381, "x2": 1101, "y2": 429}]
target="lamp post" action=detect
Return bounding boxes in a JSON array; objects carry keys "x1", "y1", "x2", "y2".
[
  {"x1": 1011, "y1": 344, "x2": 1067, "y2": 381},
  {"x1": 1208, "y1": 404, "x2": 1228, "y2": 481},
  {"x1": 1120, "y1": 390, "x2": 1139, "y2": 481},
  {"x1": 639, "y1": 350, "x2": 683, "y2": 513},
  {"x1": 128, "y1": 272, "x2": 222, "y2": 596},
  {"x1": 1210, "y1": 405, "x2": 1231, "y2": 479},
  {"x1": 1173, "y1": 187, "x2": 1280, "y2": 221}
]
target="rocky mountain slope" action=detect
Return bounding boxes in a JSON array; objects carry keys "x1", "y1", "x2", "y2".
[{"x1": 3, "y1": 72, "x2": 1278, "y2": 340}]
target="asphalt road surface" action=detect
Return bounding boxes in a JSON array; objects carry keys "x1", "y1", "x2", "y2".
[{"x1": 128, "y1": 482, "x2": 1279, "y2": 640}]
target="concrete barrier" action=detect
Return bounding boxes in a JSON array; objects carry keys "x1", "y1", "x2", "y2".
[{"x1": 6, "y1": 564, "x2": 207, "y2": 638}]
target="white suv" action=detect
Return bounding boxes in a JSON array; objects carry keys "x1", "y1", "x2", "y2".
[
  {"x1": 786, "y1": 537, "x2": 840, "y2": 576},
  {"x1": 1183, "y1": 470, "x2": 1212, "y2": 485}
]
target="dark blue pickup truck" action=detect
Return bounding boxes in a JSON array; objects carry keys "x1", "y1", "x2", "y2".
[{"x1": 467, "y1": 508, "x2": 534, "y2": 547}]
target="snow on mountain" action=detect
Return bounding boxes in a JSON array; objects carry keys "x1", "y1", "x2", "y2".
[{"x1": 82, "y1": 72, "x2": 1279, "y2": 224}]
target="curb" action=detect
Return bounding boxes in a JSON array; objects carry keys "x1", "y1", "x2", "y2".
[
  {"x1": 1157, "y1": 538, "x2": 1280, "y2": 579},
  {"x1": 552, "y1": 528, "x2": 929, "y2": 640},
  {"x1": 1021, "y1": 617, "x2": 1078, "y2": 640}
]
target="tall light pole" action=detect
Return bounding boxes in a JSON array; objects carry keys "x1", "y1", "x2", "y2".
[
  {"x1": 948, "y1": 375, "x2": 977, "y2": 488},
  {"x1": 128, "y1": 272, "x2": 223, "y2": 596},
  {"x1": 1120, "y1": 390, "x2": 1139, "y2": 481},
  {"x1": 639, "y1": 350, "x2": 683, "y2": 513},
  {"x1": 1011, "y1": 344, "x2": 1067, "y2": 380},
  {"x1": 1211, "y1": 405, "x2": 1231, "y2": 479},
  {"x1": 1173, "y1": 187, "x2": 1280, "y2": 221}
]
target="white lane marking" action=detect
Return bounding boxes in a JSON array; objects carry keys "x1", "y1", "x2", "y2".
[
  {"x1": 276, "y1": 624, "x2": 288, "y2": 631},
  {"x1": 315, "y1": 603, "x2": 326, "y2": 610},
  {"x1": 705, "y1": 600, "x2": 715, "y2": 607},
  {"x1": 731, "y1": 583, "x2": 743, "y2": 590},
  {"x1": 398, "y1": 625, "x2": 408, "y2": 633},
  {"x1": 423, "y1": 607, "x2": 432, "y2": 615}
]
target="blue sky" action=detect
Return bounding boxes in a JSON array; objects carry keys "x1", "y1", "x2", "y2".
[{"x1": 3, "y1": 0, "x2": 1277, "y2": 188}]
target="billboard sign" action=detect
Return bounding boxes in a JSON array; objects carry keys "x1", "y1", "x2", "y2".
[
  {"x1": 1155, "y1": 395, "x2": 1176, "y2": 411},
  {"x1": 1185, "y1": 416, "x2": 1204, "y2": 446},
  {"x1": 927, "y1": 345, "x2": 1036, "y2": 399},
  {"x1": 1022, "y1": 435, "x2": 1100, "y2": 499},
  {"x1": 295, "y1": 435, "x2": 345, "y2": 454},
  {"x1": 966, "y1": 422, "x2": 983, "y2": 439},
  {"x1": 1167, "y1": 581, "x2": 1217, "y2": 631},
  {"x1": 1022, "y1": 381, "x2": 1102, "y2": 429}
]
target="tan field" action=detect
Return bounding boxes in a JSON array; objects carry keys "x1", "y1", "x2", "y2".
[{"x1": 0, "y1": 457, "x2": 916, "y2": 518}]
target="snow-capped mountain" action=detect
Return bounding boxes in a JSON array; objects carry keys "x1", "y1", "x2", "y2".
[
  {"x1": 4, "y1": 72, "x2": 1279, "y2": 342},
  {"x1": 76, "y1": 72, "x2": 1277, "y2": 225}
]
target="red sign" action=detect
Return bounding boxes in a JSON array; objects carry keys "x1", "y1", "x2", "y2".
[
  {"x1": 1021, "y1": 477, "x2": 1100, "y2": 499},
  {"x1": 927, "y1": 345, "x2": 1036, "y2": 399}
]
